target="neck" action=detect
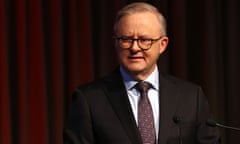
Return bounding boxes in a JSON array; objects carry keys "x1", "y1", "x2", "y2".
[{"x1": 123, "y1": 65, "x2": 157, "y2": 81}]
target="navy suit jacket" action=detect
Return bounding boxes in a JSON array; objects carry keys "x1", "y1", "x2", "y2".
[{"x1": 64, "y1": 68, "x2": 220, "y2": 144}]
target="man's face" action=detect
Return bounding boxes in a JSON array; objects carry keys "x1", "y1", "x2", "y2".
[{"x1": 115, "y1": 12, "x2": 168, "y2": 79}]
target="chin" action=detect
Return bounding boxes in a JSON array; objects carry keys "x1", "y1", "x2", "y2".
[
  {"x1": 121, "y1": 61, "x2": 146, "y2": 72},
  {"x1": 125, "y1": 67, "x2": 144, "y2": 74}
]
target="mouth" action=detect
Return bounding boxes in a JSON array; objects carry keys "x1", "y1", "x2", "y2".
[{"x1": 128, "y1": 56, "x2": 144, "y2": 61}]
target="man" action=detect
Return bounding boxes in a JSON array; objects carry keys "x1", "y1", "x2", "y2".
[{"x1": 64, "y1": 2, "x2": 220, "y2": 144}]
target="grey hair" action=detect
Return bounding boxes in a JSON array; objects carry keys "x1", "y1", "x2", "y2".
[{"x1": 113, "y1": 2, "x2": 167, "y2": 35}]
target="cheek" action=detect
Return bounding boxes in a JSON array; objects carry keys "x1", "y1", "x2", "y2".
[
  {"x1": 150, "y1": 46, "x2": 161, "y2": 56},
  {"x1": 120, "y1": 51, "x2": 129, "y2": 60},
  {"x1": 116, "y1": 48, "x2": 127, "y2": 59},
  {"x1": 156, "y1": 43, "x2": 162, "y2": 53},
  {"x1": 148, "y1": 52, "x2": 160, "y2": 61},
  {"x1": 156, "y1": 43, "x2": 164, "y2": 55},
  {"x1": 146, "y1": 49, "x2": 161, "y2": 62}
]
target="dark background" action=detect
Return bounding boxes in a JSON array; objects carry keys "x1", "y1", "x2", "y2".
[{"x1": 0, "y1": 0, "x2": 239, "y2": 144}]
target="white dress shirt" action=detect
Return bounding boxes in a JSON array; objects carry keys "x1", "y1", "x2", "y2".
[{"x1": 120, "y1": 66, "x2": 160, "y2": 141}]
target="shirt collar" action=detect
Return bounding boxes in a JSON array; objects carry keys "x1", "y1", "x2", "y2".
[{"x1": 120, "y1": 66, "x2": 159, "y2": 91}]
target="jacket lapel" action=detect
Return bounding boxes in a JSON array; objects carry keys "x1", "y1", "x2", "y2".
[
  {"x1": 158, "y1": 74, "x2": 179, "y2": 144},
  {"x1": 103, "y1": 69, "x2": 142, "y2": 144},
  {"x1": 102, "y1": 69, "x2": 179, "y2": 144}
]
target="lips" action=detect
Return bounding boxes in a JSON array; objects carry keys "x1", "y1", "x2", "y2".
[
  {"x1": 129, "y1": 55, "x2": 143, "y2": 58},
  {"x1": 128, "y1": 56, "x2": 144, "y2": 61}
]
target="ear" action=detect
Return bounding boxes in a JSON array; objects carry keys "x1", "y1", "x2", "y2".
[{"x1": 159, "y1": 36, "x2": 169, "y2": 54}]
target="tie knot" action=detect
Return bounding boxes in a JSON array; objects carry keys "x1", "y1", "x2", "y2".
[{"x1": 136, "y1": 81, "x2": 152, "y2": 93}]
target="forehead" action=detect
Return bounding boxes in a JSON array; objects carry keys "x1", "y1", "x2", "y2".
[{"x1": 116, "y1": 12, "x2": 161, "y2": 36}]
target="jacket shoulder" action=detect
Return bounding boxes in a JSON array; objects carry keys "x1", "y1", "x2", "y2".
[{"x1": 160, "y1": 73, "x2": 202, "y2": 91}]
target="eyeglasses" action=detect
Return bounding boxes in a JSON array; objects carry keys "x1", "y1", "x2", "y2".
[{"x1": 114, "y1": 36, "x2": 164, "y2": 50}]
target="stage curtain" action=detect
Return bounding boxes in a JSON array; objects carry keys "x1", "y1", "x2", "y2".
[
  {"x1": 0, "y1": 0, "x2": 94, "y2": 143},
  {"x1": 0, "y1": 0, "x2": 239, "y2": 143}
]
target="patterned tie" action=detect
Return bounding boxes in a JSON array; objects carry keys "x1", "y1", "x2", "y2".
[{"x1": 136, "y1": 81, "x2": 156, "y2": 144}]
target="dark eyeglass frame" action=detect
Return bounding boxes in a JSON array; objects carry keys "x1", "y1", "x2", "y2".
[{"x1": 113, "y1": 35, "x2": 165, "y2": 50}]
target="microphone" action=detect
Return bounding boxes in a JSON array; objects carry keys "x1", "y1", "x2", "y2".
[
  {"x1": 173, "y1": 116, "x2": 182, "y2": 144},
  {"x1": 173, "y1": 116, "x2": 181, "y2": 124},
  {"x1": 206, "y1": 119, "x2": 240, "y2": 131}
]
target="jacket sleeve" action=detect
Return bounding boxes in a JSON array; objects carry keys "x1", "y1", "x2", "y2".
[
  {"x1": 64, "y1": 89, "x2": 95, "y2": 144},
  {"x1": 196, "y1": 87, "x2": 220, "y2": 144}
]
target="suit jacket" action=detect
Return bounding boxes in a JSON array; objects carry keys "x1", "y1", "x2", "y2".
[{"x1": 64, "y1": 68, "x2": 220, "y2": 144}]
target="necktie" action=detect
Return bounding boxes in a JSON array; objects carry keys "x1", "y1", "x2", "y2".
[{"x1": 136, "y1": 81, "x2": 156, "y2": 144}]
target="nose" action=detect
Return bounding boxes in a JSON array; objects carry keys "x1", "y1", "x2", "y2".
[{"x1": 130, "y1": 40, "x2": 141, "y2": 51}]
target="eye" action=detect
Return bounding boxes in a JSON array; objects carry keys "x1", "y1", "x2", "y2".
[
  {"x1": 140, "y1": 38, "x2": 150, "y2": 42},
  {"x1": 119, "y1": 37, "x2": 133, "y2": 43},
  {"x1": 139, "y1": 38, "x2": 152, "y2": 44}
]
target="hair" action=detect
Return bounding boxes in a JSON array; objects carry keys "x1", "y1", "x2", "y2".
[{"x1": 113, "y1": 2, "x2": 167, "y2": 35}]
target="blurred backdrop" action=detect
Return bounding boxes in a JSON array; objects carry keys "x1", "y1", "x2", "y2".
[{"x1": 0, "y1": 0, "x2": 240, "y2": 144}]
